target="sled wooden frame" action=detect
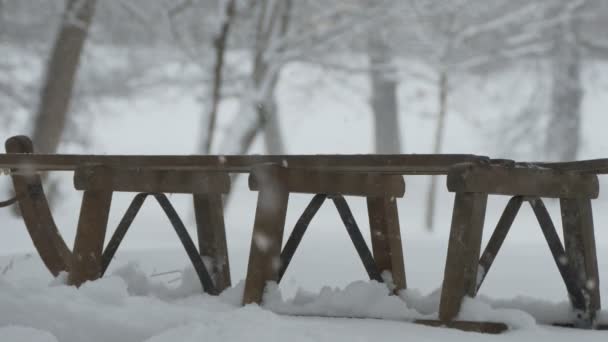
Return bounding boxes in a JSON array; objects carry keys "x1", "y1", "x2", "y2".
[
  {"x1": 1, "y1": 134, "x2": 607, "y2": 334},
  {"x1": 434, "y1": 162, "x2": 605, "y2": 331},
  {"x1": 242, "y1": 164, "x2": 407, "y2": 304},
  {"x1": 4, "y1": 135, "x2": 232, "y2": 291}
]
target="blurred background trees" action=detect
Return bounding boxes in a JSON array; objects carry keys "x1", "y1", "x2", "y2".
[{"x1": 1, "y1": 0, "x2": 607, "y2": 227}]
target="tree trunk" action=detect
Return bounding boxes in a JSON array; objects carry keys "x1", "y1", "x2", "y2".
[
  {"x1": 198, "y1": 0, "x2": 237, "y2": 154},
  {"x1": 259, "y1": 92, "x2": 284, "y2": 155},
  {"x1": 252, "y1": 0, "x2": 289, "y2": 156},
  {"x1": 255, "y1": 59, "x2": 284, "y2": 155},
  {"x1": 425, "y1": 71, "x2": 448, "y2": 231},
  {"x1": 545, "y1": 23, "x2": 582, "y2": 162},
  {"x1": 218, "y1": 0, "x2": 289, "y2": 157},
  {"x1": 368, "y1": 37, "x2": 401, "y2": 154},
  {"x1": 31, "y1": 0, "x2": 97, "y2": 153},
  {"x1": 218, "y1": 0, "x2": 290, "y2": 208}
]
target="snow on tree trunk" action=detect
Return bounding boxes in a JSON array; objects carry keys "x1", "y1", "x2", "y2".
[
  {"x1": 368, "y1": 37, "x2": 401, "y2": 154},
  {"x1": 31, "y1": 0, "x2": 97, "y2": 153},
  {"x1": 545, "y1": 23, "x2": 582, "y2": 162}
]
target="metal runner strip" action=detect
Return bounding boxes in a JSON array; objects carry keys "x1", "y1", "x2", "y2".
[
  {"x1": 476, "y1": 196, "x2": 523, "y2": 294},
  {"x1": 278, "y1": 194, "x2": 327, "y2": 282},
  {"x1": 528, "y1": 198, "x2": 589, "y2": 322},
  {"x1": 278, "y1": 194, "x2": 383, "y2": 284},
  {"x1": 100, "y1": 193, "x2": 218, "y2": 295},
  {"x1": 331, "y1": 195, "x2": 383, "y2": 282}
]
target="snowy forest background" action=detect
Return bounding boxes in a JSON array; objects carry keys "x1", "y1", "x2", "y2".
[
  {"x1": 2, "y1": 0, "x2": 608, "y2": 237},
  {"x1": 0, "y1": 0, "x2": 608, "y2": 240},
  {"x1": 2, "y1": 0, "x2": 608, "y2": 160},
  {"x1": 2, "y1": 1, "x2": 608, "y2": 257}
]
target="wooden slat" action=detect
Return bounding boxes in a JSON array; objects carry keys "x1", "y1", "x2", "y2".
[
  {"x1": 414, "y1": 320, "x2": 508, "y2": 334},
  {"x1": 68, "y1": 165, "x2": 113, "y2": 286},
  {"x1": 447, "y1": 163, "x2": 599, "y2": 199},
  {"x1": 560, "y1": 198, "x2": 602, "y2": 316},
  {"x1": 538, "y1": 159, "x2": 608, "y2": 174},
  {"x1": 250, "y1": 168, "x2": 405, "y2": 197},
  {"x1": 2, "y1": 152, "x2": 608, "y2": 174},
  {"x1": 193, "y1": 194, "x2": 231, "y2": 292},
  {"x1": 74, "y1": 167, "x2": 230, "y2": 194},
  {"x1": 552, "y1": 322, "x2": 608, "y2": 330},
  {"x1": 439, "y1": 192, "x2": 488, "y2": 322},
  {"x1": 0, "y1": 150, "x2": 485, "y2": 174},
  {"x1": 5, "y1": 135, "x2": 72, "y2": 276},
  {"x1": 242, "y1": 164, "x2": 290, "y2": 304},
  {"x1": 367, "y1": 196, "x2": 406, "y2": 291}
]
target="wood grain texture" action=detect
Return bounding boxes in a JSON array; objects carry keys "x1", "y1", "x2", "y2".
[
  {"x1": 414, "y1": 320, "x2": 508, "y2": 334},
  {"x1": 75, "y1": 167, "x2": 230, "y2": 194},
  {"x1": 447, "y1": 163, "x2": 599, "y2": 198},
  {"x1": 367, "y1": 196, "x2": 406, "y2": 290},
  {"x1": 5, "y1": 135, "x2": 72, "y2": 276},
  {"x1": 560, "y1": 198, "x2": 601, "y2": 315},
  {"x1": 68, "y1": 165, "x2": 113, "y2": 286},
  {"x1": 0, "y1": 150, "x2": 485, "y2": 174},
  {"x1": 250, "y1": 168, "x2": 405, "y2": 197},
  {"x1": 242, "y1": 164, "x2": 290, "y2": 304},
  {"x1": 194, "y1": 194, "x2": 231, "y2": 291},
  {"x1": 439, "y1": 192, "x2": 488, "y2": 322}
]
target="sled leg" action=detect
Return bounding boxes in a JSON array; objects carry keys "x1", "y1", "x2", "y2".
[
  {"x1": 242, "y1": 165, "x2": 289, "y2": 304},
  {"x1": 68, "y1": 166, "x2": 113, "y2": 286},
  {"x1": 560, "y1": 198, "x2": 601, "y2": 325},
  {"x1": 439, "y1": 192, "x2": 487, "y2": 322},
  {"x1": 367, "y1": 196, "x2": 406, "y2": 290},
  {"x1": 194, "y1": 193, "x2": 231, "y2": 292}
]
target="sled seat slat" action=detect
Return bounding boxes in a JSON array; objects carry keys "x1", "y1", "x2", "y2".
[
  {"x1": 249, "y1": 168, "x2": 405, "y2": 197},
  {"x1": 447, "y1": 163, "x2": 599, "y2": 199},
  {"x1": 74, "y1": 166, "x2": 230, "y2": 194}
]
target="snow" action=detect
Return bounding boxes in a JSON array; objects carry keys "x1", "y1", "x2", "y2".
[
  {"x1": 0, "y1": 326, "x2": 58, "y2": 342},
  {"x1": 264, "y1": 280, "x2": 423, "y2": 321},
  {"x1": 2, "y1": 244, "x2": 608, "y2": 342}
]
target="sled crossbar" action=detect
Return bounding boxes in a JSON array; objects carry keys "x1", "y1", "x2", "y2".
[{"x1": 3, "y1": 153, "x2": 608, "y2": 174}]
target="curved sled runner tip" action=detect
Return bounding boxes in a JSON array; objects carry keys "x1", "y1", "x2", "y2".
[{"x1": 5, "y1": 135, "x2": 72, "y2": 276}]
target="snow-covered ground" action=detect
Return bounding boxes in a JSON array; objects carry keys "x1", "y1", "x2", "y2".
[
  {"x1": 1, "y1": 242, "x2": 607, "y2": 342},
  {"x1": 1, "y1": 48, "x2": 608, "y2": 341}
]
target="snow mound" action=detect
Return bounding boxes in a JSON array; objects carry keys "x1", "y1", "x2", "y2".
[
  {"x1": 2, "y1": 255, "x2": 607, "y2": 341},
  {"x1": 264, "y1": 280, "x2": 423, "y2": 321},
  {"x1": 0, "y1": 326, "x2": 58, "y2": 342},
  {"x1": 459, "y1": 297, "x2": 537, "y2": 329}
]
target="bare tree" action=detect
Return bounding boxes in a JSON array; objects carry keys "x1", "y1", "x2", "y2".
[
  {"x1": 31, "y1": 0, "x2": 97, "y2": 153},
  {"x1": 425, "y1": 70, "x2": 448, "y2": 230},
  {"x1": 368, "y1": 35, "x2": 401, "y2": 154},
  {"x1": 546, "y1": 21, "x2": 582, "y2": 161},
  {"x1": 488, "y1": 0, "x2": 608, "y2": 161},
  {"x1": 199, "y1": 0, "x2": 237, "y2": 154},
  {"x1": 544, "y1": 1, "x2": 586, "y2": 161},
  {"x1": 405, "y1": 0, "x2": 541, "y2": 230},
  {"x1": 218, "y1": 0, "x2": 292, "y2": 156}
]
